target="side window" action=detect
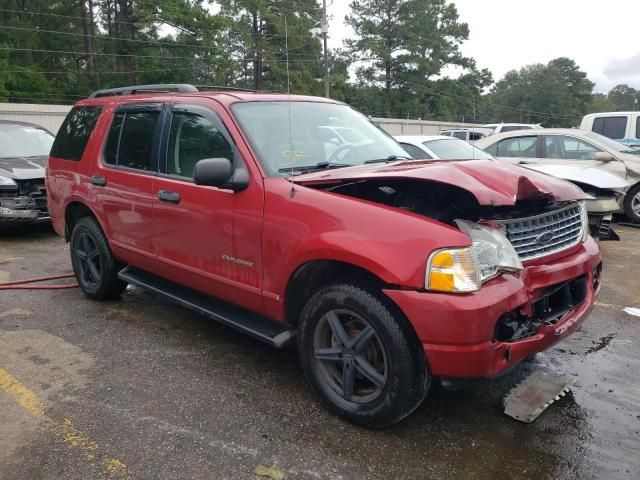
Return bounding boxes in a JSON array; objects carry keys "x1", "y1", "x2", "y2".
[
  {"x1": 544, "y1": 135, "x2": 603, "y2": 160},
  {"x1": 592, "y1": 116, "x2": 627, "y2": 139},
  {"x1": 50, "y1": 106, "x2": 102, "y2": 161},
  {"x1": 484, "y1": 143, "x2": 498, "y2": 156},
  {"x1": 496, "y1": 136, "x2": 538, "y2": 158},
  {"x1": 636, "y1": 117, "x2": 640, "y2": 139},
  {"x1": 453, "y1": 131, "x2": 467, "y2": 140},
  {"x1": 400, "y1": 143, "x2": 432, "y2": 160},
  {"x1": 103, "y1": 110, "x2": 160, "y2": 171},
  {"x1": 166, "y1": 112, "x2": 233, "y2": 179}
]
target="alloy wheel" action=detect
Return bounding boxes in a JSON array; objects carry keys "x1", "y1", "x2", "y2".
[
  {"x1": 75, "y1": 233, "x2": 102, "y2": 288},
  {"x1": 313, "y1": 309, "x2": 388, "y2": 404}
]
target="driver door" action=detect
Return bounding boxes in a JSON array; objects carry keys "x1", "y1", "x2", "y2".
[{"x1": 152, "y1": 102, "x2": 265, "y2": 313}]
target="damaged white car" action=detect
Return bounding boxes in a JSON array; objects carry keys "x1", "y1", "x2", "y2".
[
  {"x1": 475, "y1": 129, "x2": 640, "y2": 223},
  {"x1": 397, "y1": 135, "x2": 628, "y2": 239}
]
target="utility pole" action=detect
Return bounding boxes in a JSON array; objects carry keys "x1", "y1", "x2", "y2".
[{"x1": 321, "y1": 0, "x2": 330, "y2": 98}]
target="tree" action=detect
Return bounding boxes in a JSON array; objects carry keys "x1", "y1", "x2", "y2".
[
  {"x1": 220, "y1": 0, "x2": 323, "y2": 92},
  {"x1": 606, "y1": 84, "x2": 639, "y2": 111},
  {"x1": 345, "y1": 0, "x2": 478, "y2": 118},
  {"x1": 486, "y1": 57, "x2": 594, "y2": 127}
]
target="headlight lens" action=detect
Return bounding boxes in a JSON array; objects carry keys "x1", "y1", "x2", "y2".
[
  {"x1": 0, "y1": 175, "x2": 17, "y2": 187},
  {"x1": 455, "y1": 219, "x2": 523, "y2": 282},
  {"x1": 426, "y1": 247, "x2": 481, "y2": 293},
  {"x1": 579, "y1": 201, "x2": 589, "y2": 242}
]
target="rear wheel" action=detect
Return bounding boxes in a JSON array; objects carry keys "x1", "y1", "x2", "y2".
[
  {"x1": 624, "y1": 183, "x2": 640, "y2": 223},
  {"x1": 70, "y1": 216, "x2": 126, "y2": 299},
  {"x1": 298, "y1": 282, "x2": 430, "y2": 428}
]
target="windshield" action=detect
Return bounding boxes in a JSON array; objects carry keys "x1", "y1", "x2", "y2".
[
  {"x1": 423, "y1": 139, "x2": 493, "y2": 160},
  {"x1": 0, "y1": 124, "x2": 54, "y2": 158},
  {"x1": 585, "y1": 130, "x2": 639, "y2": 155},
  {"x1": 231, "y1": 102, "x2": 408, "y2": 176}
]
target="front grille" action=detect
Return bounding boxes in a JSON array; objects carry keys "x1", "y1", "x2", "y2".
[
  {"x1": 0, "y1": 179, "x2": 48, "y2": 215},
  {"x1": 496, "y1": 203, "x2": 584, "y2": 261}
]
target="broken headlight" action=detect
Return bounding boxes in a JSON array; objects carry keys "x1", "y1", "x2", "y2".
[
  {"x1": 426, "y1": 247, "x2": 481, "y2": 293},
  {"x1": 455, "y1": 219, "x2": 523, "y2": 282},
  {"x1": 0, "y1": 175, "x2": 17, "y2": 188}
]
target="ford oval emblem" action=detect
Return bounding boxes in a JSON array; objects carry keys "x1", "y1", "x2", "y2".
[{"x1": 536, "y1": 231, "x2": 555, "y2": 245}]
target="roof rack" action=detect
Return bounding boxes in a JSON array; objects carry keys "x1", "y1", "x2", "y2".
[
  {"x1": 89, "y1": 84, "x2": 199, "y2": 98},
  {"x1": 88, "y1": 83, "x2": 270, "y2": 98}
]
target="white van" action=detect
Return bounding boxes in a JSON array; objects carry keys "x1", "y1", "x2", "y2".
[{"x1": 581, "y1": 112, "x2": 640, "y2": 150}]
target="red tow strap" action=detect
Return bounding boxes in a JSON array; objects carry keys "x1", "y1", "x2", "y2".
[{"x1": 0, "y1": 273, "x2": 79, "y2": 290}]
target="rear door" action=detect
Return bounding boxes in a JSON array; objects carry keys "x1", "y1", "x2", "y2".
[
  {"x1": 153, "y1": 101, "x2": 265, "y2": 313},
  {"x1": 94, "y1": 103, "x2": 163, "y2": 266},
  {"x1": 484, "y1": 135, "x2": 542, "y2": 165}
]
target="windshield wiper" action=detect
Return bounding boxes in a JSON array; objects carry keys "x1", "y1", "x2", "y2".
[
  {"x1": 364, "y1": 155, "x2": 411, "y2": 164},
  {"x1": 278, "y1": 161, "x2": 351, "y2": 175}
]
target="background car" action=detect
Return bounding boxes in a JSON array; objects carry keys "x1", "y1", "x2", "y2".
[
  {"x1": 581, "y1": 112, "x2": 640, "y2": 150},
  {"x1": 481, "y1": 123, "x2": 541, "y2": 135},
  {"x1": 0, "y1": 120, "x2": 54, "y2": 225},
  {"x1": 475, "y1": 128, "x2": 640, "y2": 223},
  {"x1": 398, "y1": 134, "x2": 627, "y2": 239},
  {"x1": 439, "y1": 129, "x2": 489, "y2": 141},
  {"x1": 395, "y1": 135, "x2": 494, "y2": 160}
]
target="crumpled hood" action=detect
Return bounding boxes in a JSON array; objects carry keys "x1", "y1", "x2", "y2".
[
  {"x1": 0, "y1": 156, "x2": 46, "y2": 180},
  {"x1": 520, "y1": 164, "x2": 629, "y2": 190},
  {"x1": 293, "y1": 159, "x2": 585, "y2": 206}
]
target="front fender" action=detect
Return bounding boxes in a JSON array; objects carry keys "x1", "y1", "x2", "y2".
[{"x1": 261, "y1": 179, "x2": 471, "y2": 302}]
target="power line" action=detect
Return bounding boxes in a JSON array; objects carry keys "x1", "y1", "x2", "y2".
[
  {"x1": 0, "y1": 25, "x2": 321, "y2": 57},
  {"x1": 0, "y1": 7, "x2": 319, "y2": 39},
  {"x1": 2, "y1": 66, "x2": 196, "y2": 75},
  {"x1": 0, "y1": 46, "x2": 322, "y2": 63}
]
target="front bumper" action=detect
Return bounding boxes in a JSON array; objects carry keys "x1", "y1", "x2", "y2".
[{"x1": 384, "y1": 236, "x2": 601, "y2": 379}]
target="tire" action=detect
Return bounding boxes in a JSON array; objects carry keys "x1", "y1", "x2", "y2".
[
  {"x1": 70, "y1": 216, "x2": 126, "y2": 300},
  {"x1": 298, "y1": 282, "x2": 430, "y2": 428},
  {"x1": 623, "y1": 183, "x2": 640, "y2": 223}
]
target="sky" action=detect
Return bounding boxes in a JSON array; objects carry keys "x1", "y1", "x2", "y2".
[{"x1": 326, "y1": 0, "x2": 640, "y2": 93}]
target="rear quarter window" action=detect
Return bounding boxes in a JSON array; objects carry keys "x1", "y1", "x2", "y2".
[{"x1": 50, "y1": 106, "x2": 102, "y2": 161}]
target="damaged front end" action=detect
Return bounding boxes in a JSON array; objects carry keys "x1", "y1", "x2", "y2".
[
  {"x1": 494, "y1": 268, "x2": 600, "y2": 342},
  {"x1": 0, "y1": 178, "x2": 49, "y2": 223}
]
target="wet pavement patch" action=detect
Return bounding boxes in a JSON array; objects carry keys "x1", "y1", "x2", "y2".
[{"x1": 1, "y1": 225, "x2": 639, "y2": 479}]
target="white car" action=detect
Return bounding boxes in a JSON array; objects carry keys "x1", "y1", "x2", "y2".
[
  {"x1": 395, "y1": 135, "x2": 493, "y2": 161},
  {"x1": 481, "y1": 123, "x2": 541, "y2": 135},
  {"x1": 475, "y1": 128, "x2": 640, "y2": 223},
  {"x1": 397, "y1": 134, "x2": 628, "y2": 238}
]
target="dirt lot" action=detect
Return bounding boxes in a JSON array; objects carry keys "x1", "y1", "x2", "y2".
[{"x1": 1, "y1": 224, "x2": 639, "y2": 480}]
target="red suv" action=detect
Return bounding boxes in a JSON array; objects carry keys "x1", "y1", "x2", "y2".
[{"x1": 47, "y1": 84, "x2": 602, "y2": 427}]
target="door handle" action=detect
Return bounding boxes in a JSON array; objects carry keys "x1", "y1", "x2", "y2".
[
  {"x1": 90, "y1": 175, "x2": 107, "y2": 187},
  {"x1": 157, "y1": 190, "x2": 181, "y2": 204}
]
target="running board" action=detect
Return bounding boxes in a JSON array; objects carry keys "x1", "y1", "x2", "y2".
[{"x1": 117, "y1": 267, "x2": 296, "y2": 348}]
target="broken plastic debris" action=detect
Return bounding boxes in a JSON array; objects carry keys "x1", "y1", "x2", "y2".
[
  {"x1": 254, "y1": 465, "x2": 285, "y2": 480},
  {"x1": 623, "y1": 307, "x2": 640, "y2": 317},
  {"x1": 504, "y1": 371, "x2": 575, "y2": 423}
]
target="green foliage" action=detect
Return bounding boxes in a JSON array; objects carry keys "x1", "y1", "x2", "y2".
[
  {"x1": 482, "y1": 58, "x2": 595, "y2": 127},
  {"x1": 0, "y1": 0, "x2": 629, "y2": 128}
]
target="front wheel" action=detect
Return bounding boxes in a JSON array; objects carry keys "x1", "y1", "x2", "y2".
[
  {"x1": 623, "y1": 183, "x2": 640, "y2": 223},
  {"x1": 298, "y1": 283, "x2": 430, "y2": 428}
]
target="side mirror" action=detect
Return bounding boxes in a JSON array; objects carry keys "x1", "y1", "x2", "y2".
[
  {"x1": 193, "y1": 158, "x2": 249, "y2": 191},
  {"x1": 594, "y1": 152, "x2": 614, "y2": 162}
]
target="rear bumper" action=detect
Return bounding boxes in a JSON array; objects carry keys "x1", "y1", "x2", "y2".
[{"x1": 384, "y1": 236, "x2": 601, "y2": 378}]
